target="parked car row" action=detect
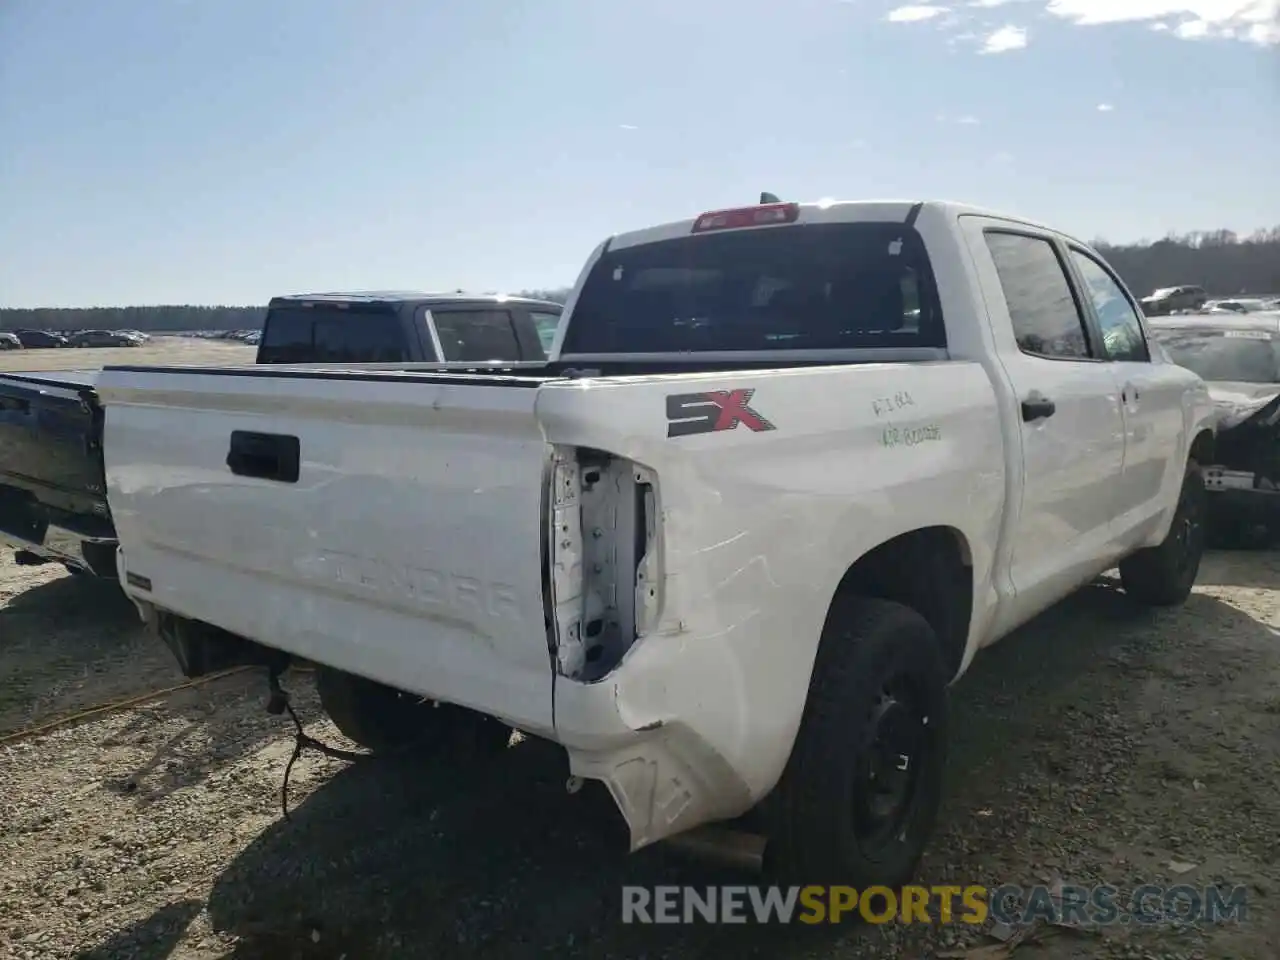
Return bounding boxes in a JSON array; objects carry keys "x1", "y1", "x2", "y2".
[
  {"x1": 0, "y1": 197, "x2": 1219, "y2": 893},
  {"x1": 0, "y1": 328, "x2": 150, "y2": 349},
  {"x1": 185, "y1": 328, "x2": 262, "y2": 345},
  {"x1": 1139, "y1": 285, "x2": 1280, "y2": 318}
]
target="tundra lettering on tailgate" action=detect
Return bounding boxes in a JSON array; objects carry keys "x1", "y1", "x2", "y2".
[{"x1": 665, "y1": 388, "x2": 775, "y2": 438}]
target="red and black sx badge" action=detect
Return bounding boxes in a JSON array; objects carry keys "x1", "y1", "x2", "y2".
[{"x1": 665, "y1": 388, "x2": 776, "y2": 438}]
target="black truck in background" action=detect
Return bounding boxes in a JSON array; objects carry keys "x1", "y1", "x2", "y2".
[{"x1": 0, "y1": 292, "x2": 563, "y2": 576}]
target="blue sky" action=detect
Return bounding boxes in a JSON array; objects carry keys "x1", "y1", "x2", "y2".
[{"x1": 1, "y1": 0, "x2": 1277, "y2": 308}]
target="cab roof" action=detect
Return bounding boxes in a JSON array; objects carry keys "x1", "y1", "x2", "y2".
[
  {"x1": 268, "y1": 291, "x2": 562, "y2": 310},
  {"x1": 601, "y1": 198, "x2": 1092, "y2": 253}
]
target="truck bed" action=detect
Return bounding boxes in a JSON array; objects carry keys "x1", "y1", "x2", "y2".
[
  {"x1": 0, "y1": 371, "x2": 118, "y2": 574},
  {"x1": 96, "y1": 358, "x2": 1005, "y2": 748}
]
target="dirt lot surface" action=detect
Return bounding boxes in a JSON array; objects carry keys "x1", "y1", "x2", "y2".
[
  {"x1": 0, "y1": 338, "x2": 255, "y2": 373},
  {"x1": 2, "y1": 550, "x2": 1279, "y2": 960}
]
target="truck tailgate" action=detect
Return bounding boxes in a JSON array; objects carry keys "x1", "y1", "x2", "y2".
[
  {"x1": 0, "y1": 371, "x2": 105, "y2": 508},
  {"x1": 96, "y1": 367, "x2": 557, "y2": 732},
  {"x1": 0, "y1": 371, "x2": 117, "y2": 571}
]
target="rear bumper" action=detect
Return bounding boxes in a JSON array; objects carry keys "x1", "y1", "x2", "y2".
[
  {"x1": 555, "y1": 676, "x2": 757, "y2": 852},
  {"x1": 0, "y1": 485, "x2": 118, "y2": 576},
  {"x1": 0, "y1": 525, "x2": 118, "y2": 576},
  {"x1": 552, "y1": 611, "x2": 808, "y2": 852}
]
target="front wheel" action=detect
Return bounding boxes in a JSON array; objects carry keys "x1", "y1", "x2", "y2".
[
  {"x1": 763, "y1": 596, "x2": 949, "y2": 888},
  {"x1": 1119, "y1": 461, "x2": 1205, "y2": 606}
]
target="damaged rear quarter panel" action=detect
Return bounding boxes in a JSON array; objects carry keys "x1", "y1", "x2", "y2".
[{"x1": 535, "y1": 361, "x2": 1004, "y2": 846}]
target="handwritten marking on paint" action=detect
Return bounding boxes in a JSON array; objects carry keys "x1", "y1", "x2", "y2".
[
  {"x1": 871, "y1": 391, "x2": 915, "y2": 418},
  {"x1": 881, "y1": 424, "x2": 942, "y2": 448}
]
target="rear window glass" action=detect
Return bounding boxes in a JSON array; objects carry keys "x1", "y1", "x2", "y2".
[
  {"x1": 1152, "y1": 328, "x2": 1280, "y2": 383},
  {"x1": 530, "y1": 310, "x2": 561, "y2": 352},
  {"x1": 560, "y1": 222, "x2": 943, "y2": 354},
  {"x1": 431, "y1": 309, "x2": 523, "y2": 362},
  {"x1": 257, "y1": 306, "x2": 410, "y2": 363}
]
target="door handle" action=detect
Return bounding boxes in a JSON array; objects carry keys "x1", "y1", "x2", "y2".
[
  {"x1": 226, "y1": 430, "x2": 301, "y2": 483},
  {"x1": 1021, "y1": 394, "x2": 1056, "y2": 423},
  {"x1": 1122, "y1": 384, "x2": 1141, "y2": 403}
]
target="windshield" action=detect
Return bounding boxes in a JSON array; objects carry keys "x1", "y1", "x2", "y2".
[
  {"x1": 1152, "y1": 328, "x2": 1280, "y2": 383},
  {"x1": 560, "y1": 222, "x2": 943, "y2": 354}
]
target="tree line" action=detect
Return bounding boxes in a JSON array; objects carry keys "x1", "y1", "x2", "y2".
[{"x1": 3, "y1": 227, "x2": 1277, "y2": 333}]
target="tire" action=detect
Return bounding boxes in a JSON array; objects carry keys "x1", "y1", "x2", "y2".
[
  {"x1": 1119, "y1": 461, "x2": 1205, "y2": 606},
  {"x1": 315, "y1": 667, "x2": 511, "y2": 756},
  {"x1": 764, "y1": 596, "x2": 950, "y2": 888}
]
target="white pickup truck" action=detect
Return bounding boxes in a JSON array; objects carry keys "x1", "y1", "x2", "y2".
[{"x1": 93, "y1": 199, "x2": 1215, "y2": 888}]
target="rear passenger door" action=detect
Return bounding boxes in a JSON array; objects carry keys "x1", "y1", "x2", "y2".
[
  {"x1": 1063, "y1": 246, "x2": 1187, "y2": 547},
  {"x1": 963, "y1": 221, "x2": 1128, "y2": 622},
  {"x1": 427, "y1": 308, "x2": 525, "y2": 363}
]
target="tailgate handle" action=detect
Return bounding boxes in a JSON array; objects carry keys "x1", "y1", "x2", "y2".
[{"x1": 226, "y1": 431, "x2": 300, "y2": 483}]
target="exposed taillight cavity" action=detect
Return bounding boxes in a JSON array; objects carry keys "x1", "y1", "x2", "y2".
[
  {"x1": 547, "y1": 446, "x2": 662, "y2": 683},
  {"x1": 691, "y1": 202, "x2": 800, "y2": 233}
]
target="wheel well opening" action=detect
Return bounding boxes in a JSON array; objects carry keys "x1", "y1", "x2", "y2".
[
  {"x1": 828, "y1": 527, "x2": 973, "y2": 678},
  {"x1": 1190, "y1": 429, "x2": 1214, "y2": 466}
]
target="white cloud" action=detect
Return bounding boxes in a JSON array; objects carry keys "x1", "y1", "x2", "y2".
[
  {"x1": 1246, "y1": 19, "x2": 1280, "y2": 41},
  {"x1": 618, "y1": 124, "x2": 638, "y2": 130},
  {"x1": 885, "y1": 0, "x2": 1279, "y2": 49},
  {"x1": 1045, "y1": 1, "x2": 1280, "y2": 46},
  {"x1": 1097, "y1": 102, "x2": 1115, "y2": 111},
  {"x1": 980, "y1": 24, "x2": 1029, "y2": 50},
  {"x1": 1174, "y1": 17, "x2": 1211, "y2": 37},
  {"x1": 886, "y1": 4, "x2": 950, "y2": 21}
]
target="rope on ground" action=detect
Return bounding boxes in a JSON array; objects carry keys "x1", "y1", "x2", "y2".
[
  {"x1": 0, "y1": 664, "x2": 256, "y2": 749},
  {"x1": 277, "y1": 694, "x2": 367, "y2": 820}
]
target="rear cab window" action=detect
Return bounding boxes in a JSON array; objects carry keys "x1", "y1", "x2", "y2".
[
  {"x1": 257, "y1": 303, "x2": 413, "y2": 363},
  {"x1": 560, "y1": 221, "x2": 944, "y2": 355},
  {"x1": 429, "y1": 309, "x2": 526, "y2": 362},
  {"x1": 529, "y1": 310, "x2": 562, "y2": 353}
]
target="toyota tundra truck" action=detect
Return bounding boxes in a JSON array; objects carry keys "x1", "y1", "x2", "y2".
[{"x1": 92, "y1": 199, "x2": 1215, "y2": 887}]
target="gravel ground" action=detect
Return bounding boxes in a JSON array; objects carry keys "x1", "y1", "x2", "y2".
[
  {"x1": 1, "y1": 550, "x2": 1278, "y2": 960},
  {"x1": 0, "y1": 338, "x2": 255, "y2": 373}
]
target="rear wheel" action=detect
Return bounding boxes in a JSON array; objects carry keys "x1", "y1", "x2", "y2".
[
  {"x1": 1119, "y1": 461, "x2": 1205, "y2": 606},
  {"x1": 315, "y1": 668, "x2": 512, "y2": 756},
  {"x1": 763, "y1": 596, "x2": 949, "y2": 888}
]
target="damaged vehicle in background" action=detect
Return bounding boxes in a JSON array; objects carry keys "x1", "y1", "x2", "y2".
[{"x1": 1150, "y1": 316, "x2": 1280, "y2": 548}]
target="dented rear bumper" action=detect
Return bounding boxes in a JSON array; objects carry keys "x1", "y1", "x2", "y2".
[{"x1": 553, "y1": 641, "x2": 759, "y2": 852}]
